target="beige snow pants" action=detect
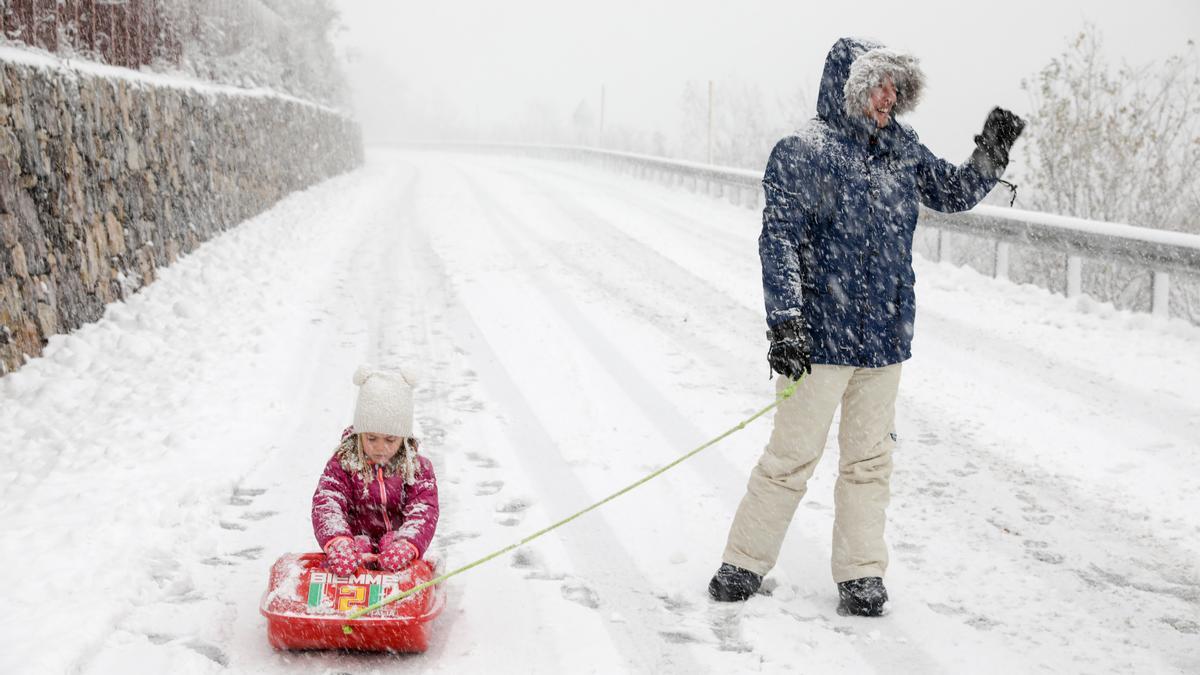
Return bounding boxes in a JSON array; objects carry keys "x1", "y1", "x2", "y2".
[{"x1": 723, "y1": 363, "x2": 901, "y2": 583}]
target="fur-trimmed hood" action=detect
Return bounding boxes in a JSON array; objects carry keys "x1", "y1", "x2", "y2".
[{"x1": 816, "y1": 37, "x2": 925, "y2": 132}]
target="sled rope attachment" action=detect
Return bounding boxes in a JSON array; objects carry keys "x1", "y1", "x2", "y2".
[{"x1": 342, "y1": 378, "x2": 801, "y2": 632}]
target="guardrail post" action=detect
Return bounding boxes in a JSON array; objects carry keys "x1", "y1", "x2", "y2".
[
  {"x1": 1066, "y1": 255, "x2": 1082, "y2": 297},
  {"x1": 937, "y1": 229, "x2": 951, "y2": 264},
  {"x1": 994, "y1": 241, "x2": 1010, "y2": 280},
  {"x1": 1152, "y1": 271, "x2": 1170, "y2": 319}
]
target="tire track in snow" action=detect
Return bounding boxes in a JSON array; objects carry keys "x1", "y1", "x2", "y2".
[
  {"x1": 405, "y1": 178, "x2": 704, "y2": 673},
  {"x1": 489, "y1": 158, "x2": 754, "y2": 257},
  {"x1": 462, "y1": 164, "x2": 764, "y2": 396}
]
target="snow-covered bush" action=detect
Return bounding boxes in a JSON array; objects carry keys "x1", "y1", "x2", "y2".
[
  {"x1": 156, "y1": 0, "x2": 347, "y2": 107},
  {"x1": 1019, "y1": 27, "x2": 1200, "y2": 233},
  {"x1": 0, "y1": 0, "x2": 347, "y2": 107}
]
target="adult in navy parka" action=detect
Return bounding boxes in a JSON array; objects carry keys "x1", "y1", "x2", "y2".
[{"x1": 709, "y1": 38, "x2": 1024, "y2": 616}]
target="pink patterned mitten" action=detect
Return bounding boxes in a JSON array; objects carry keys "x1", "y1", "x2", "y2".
[
  {"x1": 378, "y1": 533, "x2": 419, "y2": 572},
  {"x1": 324, "y1": 537, "x2": 362, "y2": 576}
]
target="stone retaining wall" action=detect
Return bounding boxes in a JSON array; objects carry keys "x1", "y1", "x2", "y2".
[{"x1": 0, "y1": 58, "x2": 362, "y2": 373}]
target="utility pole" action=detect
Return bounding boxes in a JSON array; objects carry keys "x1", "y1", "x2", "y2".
[
  {"x1": 707, "y1": 80, "x2": 714, "y2": 165},
  {"x1": 599, "y1": 84, "x2": 606, "y2": 147}
]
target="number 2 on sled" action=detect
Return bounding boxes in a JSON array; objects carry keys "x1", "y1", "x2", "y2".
[{"x1": 335, "y1": 585, "x2": 370, "y2": 611}]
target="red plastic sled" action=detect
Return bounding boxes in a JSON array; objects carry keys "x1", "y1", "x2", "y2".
[{"x1": 260, "y1": 552, "x2": 445, "y2": 652}]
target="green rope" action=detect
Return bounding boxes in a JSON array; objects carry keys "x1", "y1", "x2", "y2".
[{"x1": 342, "y1": 379, "x2": 800, "y2": 633}]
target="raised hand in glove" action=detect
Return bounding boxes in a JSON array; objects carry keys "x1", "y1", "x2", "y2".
[
  {"x1": 767, "y1": 318, "x2": 812, "y2": 380},
  {"x1": 378, "y1": 532, "x2": 419, "y2": 572},
  {"x1": 324, "y1": 536, "x2": 364, "y2": 576},
  {"x1": 972, "y1": 107, "x2": 1026, "y2": 174}
]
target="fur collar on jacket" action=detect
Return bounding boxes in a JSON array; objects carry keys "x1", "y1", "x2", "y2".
[{"x1": 842, "y1": 46, "x2": 925, "y2": 122}]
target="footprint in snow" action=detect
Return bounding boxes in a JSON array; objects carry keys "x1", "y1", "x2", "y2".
[
  {"x1": 475, "y1": 480, "x2": 504, "y2": 496},
  {"x1": 526, "y1": 568, "x2": 567, "y2": 581},
  {"x1": 494, "y1": 497, "x2": 531, "y2": 526},
  {"x1": 418, "y1": 418, "x2": 447, "y2": 446},
  {"x1": 950, "y1": 466, "x2": 979, "y2": 477},
  {"x1": 1029, "y1": 550, "x2": 1064, "y2": 565},
  {"x1": 657, "y1": 592, "x2": 694, "y2": 614},
  {"x1": 467, "y1": 452, "x2": 498, "y2": 469},
  {"x1": 229, "y1": 485, "x2": 265, "y2": 505},
  {"x1": 231, "y1": 547, "x2": 264, "y2": 560},
  {"x1": 184, "y1": 640, "x2": 229, "y2": 667},
  {"x1": 511, "y1": 547, "x2": 566, "y2": 580},
  {"x1": 706, "y1": 606, "x2": 753, "y2": 652},
  {"x1": 561, "y1": 580, "x2": 600, "y2": 609},
  {"x1": 495, "y1": 496, "x2": 531, "y2": 513},
  {"x1": 511, "y1": 548, "x2": 539, "y2": 570},
  {"x1": 241, "y1": 510, "x2": 279, "y2": 521},
  {"x1": 659, "y1": 631, "x2": 703, "y2": 645},
  {"x1": 449, "y1": 393, "x2": 483, "y2": 412},
  {"x1": 966, "y1": 615, "x2": 1000, "y2": 631},
  {"x1": 438, "y1": 530, "x2": 481, "y2": 547}
]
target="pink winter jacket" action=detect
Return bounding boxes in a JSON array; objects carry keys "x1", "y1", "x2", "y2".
[{"x1": 310, "y1": 429, "x2": 439, "y2": 556}]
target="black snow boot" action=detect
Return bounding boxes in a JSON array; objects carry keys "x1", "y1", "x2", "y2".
[
  {"x1": 708, "y1": 563, "x2": 763, "y2": 602},
  {"x1": 836, "y1": 576, "x2": 889, "y2": 616}
]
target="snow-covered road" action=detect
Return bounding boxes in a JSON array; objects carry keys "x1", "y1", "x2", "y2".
[{"x1": 2, "y1": 149, "x2": 1197, "y2": 674}]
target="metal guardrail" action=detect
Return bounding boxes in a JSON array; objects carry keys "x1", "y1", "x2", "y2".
[{"x1": 400, "y1": 141, "x2": 1200, "y2": 323}]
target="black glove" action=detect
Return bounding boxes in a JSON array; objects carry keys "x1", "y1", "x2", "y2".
[
  {"x1": 973, "y1": 107, "x2": 1025, "y2": 171},
  {"x1": 767, "y1": 319, "x2": 812, "y2": 380}
]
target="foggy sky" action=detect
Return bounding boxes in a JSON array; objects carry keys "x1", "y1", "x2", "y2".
[{"x1": 333, "y1": 0, "x2": 1199, "y2": 162}]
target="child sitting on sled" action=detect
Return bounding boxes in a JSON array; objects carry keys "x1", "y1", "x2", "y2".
[{"x1": 311, "y1": 366, "x2": 439, "y2": 576}]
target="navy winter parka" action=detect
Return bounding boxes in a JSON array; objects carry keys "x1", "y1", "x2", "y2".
[{"x1": 760, "y1": 38, "x2": 1000, "y2": 367}]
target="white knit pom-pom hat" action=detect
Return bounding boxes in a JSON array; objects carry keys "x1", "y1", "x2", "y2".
[{"x1": 352, "y1": 365, "x2": 416, "y2": 437}]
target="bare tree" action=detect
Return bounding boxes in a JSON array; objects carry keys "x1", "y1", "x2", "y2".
[
  {"x1": 1020, "y1": 26, "x2": 1200, "y2": 231},
  {"x1": 1015, "y1": 25, "x2": 1200, "y2": 315}
]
